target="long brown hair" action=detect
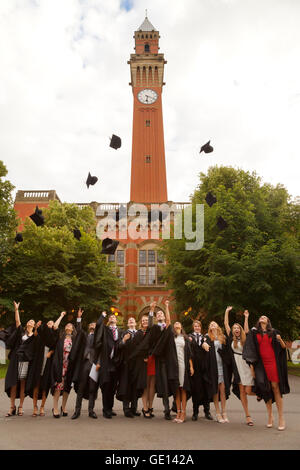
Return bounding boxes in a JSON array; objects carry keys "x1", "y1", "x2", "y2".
[
  {"x1": 232, "y1": 323, "x2": 246, "y2": 348},
  {"x1": 207, "y1": 322, "x2": 226, "y2": 344}
]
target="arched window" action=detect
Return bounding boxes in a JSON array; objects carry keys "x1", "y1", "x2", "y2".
[{"x1": 144, "y1": 43, "x2": 150, "y2": 53}]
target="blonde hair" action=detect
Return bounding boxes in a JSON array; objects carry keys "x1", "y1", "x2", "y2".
[
  {"x1": 232, "y1": 323, "x2": 246, "y2": 348},
  {"x1": 208, "y1": 322, "x2": 226, "y2": 344}
]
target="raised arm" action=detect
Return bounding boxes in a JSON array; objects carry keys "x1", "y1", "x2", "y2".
[
  {"x1": 165, "y1": 300, "x2": 171, "y2": 327},
  {"x1": 13, "y1": 301, "x2": 21, "y2": 328},
  {"x1": 243, "y1": 310, "x2": 250, "y2": 334},
  {"x1": 148, "y1": 301, "x2": 156, "y2": 328},
  {"x1": 76, "y1": 307, "x2": 84, "y2": 331},
  {"x1": 53, "y1": 311, "x2": 66, "y2": 330},
  {"x1": 224, "y1": 306, "x2": 232, "y2": 336}
]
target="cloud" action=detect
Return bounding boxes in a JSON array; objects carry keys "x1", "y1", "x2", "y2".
[{"x1": 0, "y1": 0, "x2": 299, "y2": 206}]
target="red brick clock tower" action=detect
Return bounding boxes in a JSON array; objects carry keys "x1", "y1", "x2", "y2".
[{"x1": 128, "y1": 15, "x2": 168, "y2": 203}]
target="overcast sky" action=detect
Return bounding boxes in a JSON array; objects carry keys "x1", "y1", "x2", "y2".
[{"x1": 0, "y1": 0, "x2": 299, "y2": 205}]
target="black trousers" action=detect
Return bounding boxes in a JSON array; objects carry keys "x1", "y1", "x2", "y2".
[
  {"x1": 75, "y1": 360, "x2": 97, "y2": 412},
  {"x1": 160, "y1": 362, "x2": 170, "y2": 414},
  {"x1": 101, "y1": 371, "x2": 118, "y2": 414}
]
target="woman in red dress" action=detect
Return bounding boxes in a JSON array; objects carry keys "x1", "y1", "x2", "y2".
[{"x1": 244, "y1": 315, "x2": 289, "y2": 430}]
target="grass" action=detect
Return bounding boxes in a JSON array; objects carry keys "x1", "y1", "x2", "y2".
[
  {"x1": 287, "y1": 362, "x2": 300, "y2": 377},
  {"x1": 0, "y1": 363, "x2": 8, "y2": 379}
]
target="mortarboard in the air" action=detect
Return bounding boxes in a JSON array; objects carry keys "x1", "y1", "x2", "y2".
[
  {"x1": 101, "y1": 238, "x2": 119, "y2": 255},
  {"x1": 217, "y1": 216, "x2": 228, "y2": 230},
  {"x1": 110, "y1": 134, "x2": 122, "y2": 150},
  {"x1": 205, "y1": 192, "x2": 217, "y2": 207},
  {"x1": 200, "y1": 140, "x2": 214, "y2": 154},
  {"x1": 15, "y1": 233, "x2": 23, "y2": 242},
  {"x1": 86, "y1": 172, "x2": 98, "y2": 188},
  {"x1": 29, "y1": 206, "x2": 45, "y2": 227},
  {"x1": 73, "y1": 229, "x2": 81, "y2": 241}
]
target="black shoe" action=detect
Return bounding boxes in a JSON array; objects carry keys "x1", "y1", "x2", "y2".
[
  {"x1": 61, "y1": 406, "x2": 68, "y2": 417},
  {"x1": 142, "y1": 408, "x2": 152, "y2": 419},
  {"x1": 124, "y1": 411, "x2": 134, "y2": 418},
  {"x1": 71, "y1": 410, "x2": 81, "y2": 420},
  {"x1": 110, "y1": 411, "x2": 117, "y2": 416},
  {"x1": 205, "y1": 412, "x2": 213, "y2": 421},
  {"x1": 52, "y1": 408, "x2": 60, "y2": 419},
  {"x1": 149, "y1": 407, "x2": 155, "y2": 418},
  {"x1": 103, "y1": 412, "x2": 112, "y2": 419},
  {"x1": 132, "y1": 411, "x2": 141, "y2": 417},
  {"x1": 192, "y1": 414, "x2": 198, "y2": 421},
  {"x1": 164, "y1": 412, "x2": 171, "y2": 420},
  {"x1": 171, "y1": 404, "x2": 177, "y2": 413},
  {"x1": 89, "y1": 411, "x2": 98, "y2": 419}
]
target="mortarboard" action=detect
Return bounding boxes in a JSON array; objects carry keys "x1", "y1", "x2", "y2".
[
  {"x1": 217, "y1": 216, "x2": 228, "y2": 230},
  {"x1": 110, "y1": 134, "x2": 122, "y2": 150},
  {"x1": 15, "y1": 233, "x2": 23, "y2": 242},
  {"x1": 73, "y1": 229, "x2": 81, "y2": 241},
  {"x1": 101, "y1": 238, "x2": 119, "y2": 255},
  {"x1": 29, "y1": 206, "x2": 45, "y2": 227},
  {"x1": 86, "y1": 172, "x2": 98, "y2": 188},
  {"x1": 200, "y1": 140, "x2": 214, "y2": 154},
  {"x1": 205, "y1": 192, "x2": 217, "y2": 207}
]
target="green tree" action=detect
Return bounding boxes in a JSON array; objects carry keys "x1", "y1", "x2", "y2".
[
  {"x1": 0, "y1": 203, "x2": 121, "y2": 327},
  {"x1": 162, "y1": 166, "x2": 300, "y2": 339},
  {"x1": 0, "y1": 161, "x2": 18, "y2": 264}
]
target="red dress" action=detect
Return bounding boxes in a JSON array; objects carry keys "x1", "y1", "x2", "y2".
[
  {"x1": 257, "y1": 333, "x2": 279, "y2": 383},
  {"x1": 147, "y1": 355, "x2": 156, "y2": 376}
]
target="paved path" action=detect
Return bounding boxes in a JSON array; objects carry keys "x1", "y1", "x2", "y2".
[{"x1": 0, "y1": 376, "x2": 299, "y2": 450}]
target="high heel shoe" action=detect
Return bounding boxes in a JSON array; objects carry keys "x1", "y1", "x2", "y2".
[
  {"x1": 5, "y1": 406, "x2": 16, "y2": 417},
  {"x1": 222, "y1": 412, "x2": 229, "y2": 423},
  {"x1": 278, "y1": 418, "x2": 286, "y2": 431},
  {"x1": 52, "y1": 408, "x2": 60, "y2": 418},
  {"x1": 267, "y1": 416, "x2": 273, "y2": 428},
  {"x1": 17, "y1": 406, "x2": 24, "y2": 416},
  {"x1": 32, "y1": 406, "x2": 38, "y2": 417},
  {"x1": 216, "y1": 413, "x2": 225, "y2": 423},
  {"x1": 173, "y1": 410, "x2": 182, "y2": 422},
  {"x1": 61, "y1": 406, "x2": 68, "y2": 417},
  {"x1": 149, "y1": 407, "x2": 155, "y2": 418},
  {"x1": 142, "y1": 408, "x2": 152, "y2": 419},
  {"x1": 177, "y1": 411, "x2": 186, "y2": 423}
]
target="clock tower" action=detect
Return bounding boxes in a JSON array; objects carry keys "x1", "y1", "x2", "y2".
[{"x1": 128, "y1": 15, "x2": 168, "y2": 203}]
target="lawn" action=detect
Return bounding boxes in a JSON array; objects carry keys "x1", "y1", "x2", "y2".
[
  {"x1": 287, "y1": 362, "x2": 300, "y2": 377},
  {"x1": 0, "y1": 363, "x2": 8, "y2": 379}
]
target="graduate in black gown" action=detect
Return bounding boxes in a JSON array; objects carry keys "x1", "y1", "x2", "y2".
[
  {"x1": 25, "y1": 318, "x2": 59, "y2": 417},
  {"x1": 188, "y1": 319, "x2": 212, "y2": 421},
  {"x1": 243, "y1": 315, "x2": 289, "y2": 431},
  {"x1": 202, "y1": 321, "x2": 231, "y2": 423},
  {"x1": 4, "y1": 301, "x2": 37, "y2": 417},
  {"x1": 71, "y1": 309, "x2": 98, "y2": 420},
  {"x1": 50, "y1": 309, "x2": 85, "y2": 418},
  {"x1": 117, "y1": 316, "x2": 142, "y2": 418},
  {"x1": 147, "y1": 300, "x2": 172, "y2": 420},
  {"x1": 93, "y1": 310, "x2": 123, "y2": 419},
  {"x1": 152, "y1": 302, "x2": 194, "y2": 423}
]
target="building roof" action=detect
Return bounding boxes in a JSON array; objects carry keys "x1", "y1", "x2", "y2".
[{"x1": 137, "y1": 16, "x2": 157, "y2": 32}]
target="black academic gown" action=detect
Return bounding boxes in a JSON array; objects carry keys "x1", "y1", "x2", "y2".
[
  {"x1": 93, "y1": 314, "x2": 123, "y2": 389},
  {"x1": 129, "y1": 329, "x2": 151, "y2": 398},
  {"x1": 242, "y1": 327, "x2": 290, "y2": 403},
  {"x1": 50, "y1": 322, "x2": 85, "y2": 395},
  {"x1": 73, "y1": 328, "x2": 97, "y2": 400},
  {"x1": 148, "y1": 323, "x2": 169, "y2": 398},
  {"x1": 202, "y1": 334, "x2": 231, "y2": 402},
  {"x1": 152, "y1": 325, "x2": 193, "y2": 398},
  {"x1": 25, "y1": 324, "x2": 58, "y2": 399},
  {"x1": 116, "y1": 329, "x2": 147, "y2": 403},
  {"x1": 188, "y1": 333, "x2": 207, "y2": 407},
  {"x1": 5, "y1": 325, "x2": 36, "y2": 398}
]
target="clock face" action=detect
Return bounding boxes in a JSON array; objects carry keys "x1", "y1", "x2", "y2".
[{"x1": 137, "y1": 89, "x2": 158, "y2": 104}]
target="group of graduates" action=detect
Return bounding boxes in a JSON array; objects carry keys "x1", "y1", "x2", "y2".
[{"x1": 1, "y1": 300, "x2": 290, "y2": 430}]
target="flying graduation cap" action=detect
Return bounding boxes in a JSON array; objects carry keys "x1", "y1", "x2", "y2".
[
  {"x1": 73, "y1": 229, "x2": 82, "y2": 241},
  {"x1": 205, "y1": 192, "x2": 217, "y2": 207},
  {"x1": 101, "y1": 237, "x2": 119, "y2": 255},
  {"x1": 86, "y1": 172, "x2": 98, "y2": 188},
  {"x1": 29, "y1": 206, "x2": 45, "y2": 227},
  {"x1": 217, "y1": 216, "x2": 228, "y2": 230},
  {"x1": 110, "y1": 134, "x2": 122, "y2": 150},
  {"x1": 15, "y1": 233, "x2": 23, "y2": 242},
  {"x1": 200, "y1": 140, "x2": 214, "y2": 154}
]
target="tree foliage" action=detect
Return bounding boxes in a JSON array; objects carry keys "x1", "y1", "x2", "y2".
[
  {"x1": 162, "y1": 166, "x2": 300, "y2": 339},
  {"x1": 0, "y1": 202, "x2": 121, "y2": 328},
  {"x1": 0, "y1": 161, "x2": 18, "y2": 264}
]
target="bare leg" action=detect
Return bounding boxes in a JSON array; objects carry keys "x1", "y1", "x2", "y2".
[
  {"x1": 53, "y1": 389, "x2": 60, "y2": 415},
  {"x1": 174, "y1": 389, "x2": 181, "y2": 421},
  {"x1": 265, "y1": 398, "x2": 273, "y2": 427},
  {"x1": 148, "y1": 376, "x2": 156, "y2": 409},
  {"x1": 33, "y1": 384, "x2": 39, "y2": 415},
  {"x1": 6, "y1": 385, "x2": 17, "y2": 416},
  {"x1": 62, "y1": 391, "x2": 69, "y2": 413},
  {"x1": 219, "y1": 383, "x2": 227, "y2": 416},
  {"x1": 40, "y1": 391, "x2": 47, "y2": 415},
  {"x1": 271, "y1": 382, "x2": 285, "y2": 429},
  {"x1": 141, "y1": 388, "x2": 148, "y2": 411},
  {"x1": 19, "y1": 379, "x2": 26, "y2": 409},
  {"x1": 180, "y1": 389, "x2": 187, "y2": 422}
]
